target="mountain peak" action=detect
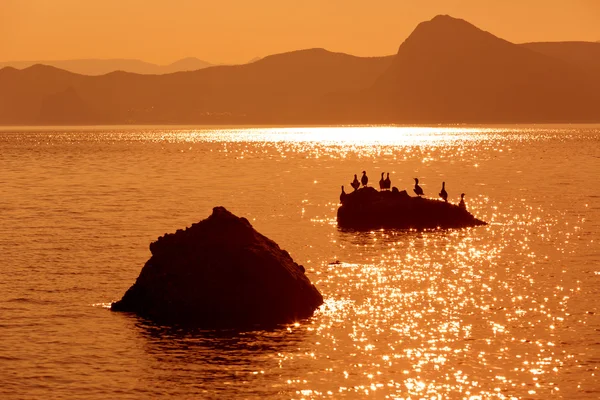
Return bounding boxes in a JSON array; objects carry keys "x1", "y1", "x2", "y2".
[
  {"x1": 430, "y1": 14, "x2": 463, "y2": 23},
  {"x1": 424, "y1": 14, "x2": 480, "y2": 30},
  {"x1": 0, "y1": 66, "x2": 18, "y2": 73},
  {"x1": 412, "y1": 14, "x2": 495, "y2": 39},
  {"x1": 396, "y1": 14, "x2": 511, "y2": 56},
  {"x1": 21, "y1": 63, "x2": 77, "y2": 76},
  {"x1": 23, "y1": 63, "x2": 61, "y2": 72},
  {"x1": 174, "y1": 56, "x2": 201, "y2": 62},
  {"x1": 167, "y1": 57, "x2": 212, "y2": 71}
]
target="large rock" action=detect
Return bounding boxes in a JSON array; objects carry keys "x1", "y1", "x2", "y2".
[
  {"x1": 112, "y1": 207, "x2": 323, "y2": 326},
  {"x1": 338, "y1": 187, "x2": 486, "y2": 230}
]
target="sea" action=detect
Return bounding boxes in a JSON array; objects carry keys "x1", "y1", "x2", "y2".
[{"x1": 0, "y1": 125, "x2": 598, "y2": 399}]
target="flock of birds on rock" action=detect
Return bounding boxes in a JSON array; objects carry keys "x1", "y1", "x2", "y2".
[{"x1": 342, "y1": 171, "x2": 467, "y2": 210}]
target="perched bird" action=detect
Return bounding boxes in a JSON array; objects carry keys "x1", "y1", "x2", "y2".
[
  {"x1": 384, "y1": 173, "x2": 391, "y2": 190},
  {"x1": 439, "y1": 181, "x2": 448, "y2": 202},
  {"x1": 459, "y1": 193, "x2": 466, "y2": 210},
  {"x1": 413, "y1": 178, "x2": 424, "y2": 197},
  {"x1": 351, "y1": 174, "x2": 360, "y2": 191},
  {"x1": 379, "y1": 172, "x2": 385, "y2": 191},
  {"x1": 361, "y1": 171, "x2": 368, "y2": 187},
  {"x1": 340, "y1": 185, "x2": 347, "y2": 204}
]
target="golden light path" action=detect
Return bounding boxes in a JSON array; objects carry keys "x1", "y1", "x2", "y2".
[
  {"x1": 142, "y1": 126, "x2": 525, "y2": 146},
  {"x1": 2, "y1": 125, "x2": 595, "y2": 398}
]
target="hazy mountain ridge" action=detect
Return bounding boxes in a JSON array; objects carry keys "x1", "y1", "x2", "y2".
[
  {"x1": 1, "y1": 15, "x2": 599, "y2": 125},
  {"x1": 0, "y1": 57, "x2": 213, "y2": 76},
  {"x1": 0, "y1": 49, "x2": 394, "y2": 124},
  {"x1": 520, "y1": 41, "x2": 600, "y2": 77}
]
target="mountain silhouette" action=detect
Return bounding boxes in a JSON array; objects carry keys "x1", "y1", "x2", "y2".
[
  {"x1": 0, "y1": 57, "x2": 213, "y2": 76},
  {"x1": 0, "y1": 65, "x2": 85, "y2": 124},
  {"x1": 0, "y1": 49, "x2": 392, "y2": 124},
  {"x1": 368, "y1": 15, "x2": 600, "y2": 122},
  {"x1": 521, "y1": 41, "x2": 600, "y2": 78},
  {"x1": 160, "y1": 57, "x2": 214, "y2": 74},
  {"x1": 38, "y1": 86, "x2": 96, "y2": 124},
  {"x1": 1, "y1": 15, "x2": 599, "y2": 125}
]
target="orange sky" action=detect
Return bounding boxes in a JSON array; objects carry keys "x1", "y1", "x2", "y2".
[{"x1": 1, "y1": 0, "x2": 599, "y2": 64}]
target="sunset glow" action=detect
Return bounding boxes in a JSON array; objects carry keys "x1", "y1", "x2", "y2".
[{"x1": 2, "y1": 0, "x2": 599, "y2": 64}]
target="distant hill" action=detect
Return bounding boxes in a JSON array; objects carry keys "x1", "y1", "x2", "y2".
[
  {"x1": 0, "y1": 49, "x2": 393, "y2": 125},
  {"x1": 0, "y1": 57, "x2": 213, "y2": 76},
  {"x1": 1, "y1": 15, "x2": 599, "y2": 125}
]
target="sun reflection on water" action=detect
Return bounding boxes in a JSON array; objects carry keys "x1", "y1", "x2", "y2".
[
  {"x1": 1, "y1": 126, "x2": 597, "y2": 399},
  {"x1": 283, "y1": 202, "x2": 586, "y2": 398}
]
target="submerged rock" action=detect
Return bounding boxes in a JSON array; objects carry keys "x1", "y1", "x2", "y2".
[
  {"x1": 338, "y1": 187, "x2": 486, "y2": 230},
  {"x1": 112, "y1": 207, "x2": 323, "y2": 326}
]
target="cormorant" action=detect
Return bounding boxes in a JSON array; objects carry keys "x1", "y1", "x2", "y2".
[
  {"x1": 379, "y1": 173, "x2": 385, "y2": 191},
  {"x1": 439, "y1": 182, "x2": 448, "y2": 202},
  {"x1": 459, "y1": 193, "x2": 466, "y2": 210},
  {"x1": 361, "y1": 171, "x2": 368, "y2": 187},
  {"x1": 384, "y1": 173, "x2": 391, "y2": 190},
  {"x1": 351, "y1": 174, "x2": 360, "y2": 191},
  {"x1": 413, "y1": 178, "x2": 424, "y2": 197},
  {"x1": 340, "y1": 185, "x2": 347, "y2": 204}
]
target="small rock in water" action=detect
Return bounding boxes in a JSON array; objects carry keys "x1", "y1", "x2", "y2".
[
  {"x1": 337, "y1": 187, "x2": 486, "y2": 230},
  {"x1": 112, "y1": 206, "x2": 323, "y2": 327}
]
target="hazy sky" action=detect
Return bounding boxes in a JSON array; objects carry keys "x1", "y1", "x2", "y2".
[{"x1": 2, "y1": 0, "x2": 599, "y2": 64}]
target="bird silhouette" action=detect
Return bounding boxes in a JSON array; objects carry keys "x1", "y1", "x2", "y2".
[
  {"x1": 379, "y1": 172, "x2": 385, "y2": 191},
  {"x1": 413, "y1": 178, "x2": 424, "y2": 197},
  {"x1": 340, "y1": 185, "x2": 347, "y2": 204},
  {"x1": 384, "y1": 173, "x2": 391, "y2": 190},
  {"x1": 351, "y1": 174, "x2": 360, "y2": 191},
  {"x1": 439, "y1": 182, "x2": 448, "y2": 202},
  {"x1": 361, "y1": 171, "x2": 368, "y2": 187},
  {"x1": 459, "y1": 193, "x2": 466, "y2": 210}
]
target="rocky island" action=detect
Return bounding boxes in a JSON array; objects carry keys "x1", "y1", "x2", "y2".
[
  {"x1": 338, "y1": 187, "x2": 486, "y2": 230},
  {"x1": 112, "y1": 207, "x2": 323, "y2": 327}
]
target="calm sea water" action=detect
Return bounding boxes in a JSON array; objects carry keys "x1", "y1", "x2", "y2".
[{"x1": 0, "y1": 126, "x2": 598, "y2": 399}]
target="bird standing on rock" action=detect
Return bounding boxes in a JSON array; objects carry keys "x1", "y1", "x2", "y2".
[
  {"x1": 361, "y1": 171, "x2": 369, "y2": 187},
  {"x1": 340, "y1": 186, "x2": 347, "y2": 204},
  {"x1": 379, "y1": 173, "x2": 385, "y2": 191},
  {"x1": 384, "y1": 173, "x2": 391, "y2": 190},
  {"x1": 413, "y1": 178, "x2": 424, "y2": 197},
  {"x1": 459, "y1": 193, "x2": 466, "y2": 210},
  {"x1": 439, "y1": 182, "x2": 448, "y2": 202},
  {"x1": 351, "y1": 175, "x2": 360, "y2": 191}
]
